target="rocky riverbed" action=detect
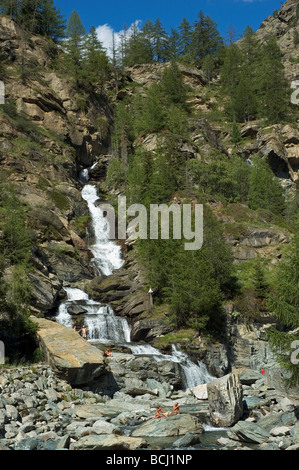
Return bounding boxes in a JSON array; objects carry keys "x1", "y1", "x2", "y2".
[{"x1": 0, "y1": 363, "x2": 298, "y2": 451}]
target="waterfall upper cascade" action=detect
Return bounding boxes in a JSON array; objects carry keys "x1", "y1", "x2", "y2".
[
  {"x1": 81, "y1": 184, "x2": 124, "y2": 276},
  {"x1": 56, "y1": 168, "x2": 215, "y2": 389}
]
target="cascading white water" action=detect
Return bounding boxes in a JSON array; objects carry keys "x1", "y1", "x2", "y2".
[
  {"x1": 79, "y1": 168, "x2": 89, "y2": 183},
  {"x1": 129, "y1": 343, "x2": 214, "y2": 389},
  {"x1": 56, "y1": 287, "x2": 131, "y2": 344},
  {"x1": 56, "y1": 169, "x2": 215, "y2": 391},
  {"x1": 56, "y1": 288, "x2": 89, "y2": 328},
  {"x1": 85, "y1": 303, "x2": 131, "y2": 344},
  {"x1": 171, "y1": 344, "x2": 215, "y2": 388},
  {"x1": 81, "y1": 184, "x2": 124, "y2": 277}
]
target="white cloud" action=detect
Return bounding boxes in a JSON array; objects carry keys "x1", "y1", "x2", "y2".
[{"x1": 96, "y1": 21, "x2": 141, "y2": 58}]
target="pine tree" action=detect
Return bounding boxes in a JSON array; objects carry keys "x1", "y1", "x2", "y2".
[
  {"x1": 267, "y1": 234, "x2": 299, "y2": 386},
  {"x1": 253, "y1": 259, "x2": 268, "y2": 300},
  {"x1": 160, "y1": 61, "x2": 188, "y2": 109},
  {"x1": 64, "y1": 9, "x2": 85, "y2": 83},
  {"x1": 122, "y1": 24, "x2": 152, "y2": 66},
  {"x1": 220, "y1": 43, "x2": 243, "y2": 96},
  {"x1": 247, "y1": 156, "x2": 285, "y2": 215},
  {"x1": 83, "y1": 25, "x2": 109, "y2": 86},
  {"x1": 191, "y1": 11, "x2": 223, "y2": 65},
  {"x1": 167, "y1": 27, "x2": 181, "y2": 60},
  {"x1": 231, "y1": 73, "x2": 258, "y2": 122},
  {"x1": 230, "y1": 122, "x2": 242, "y2": 145},
  {"x1": 133, "y1": 84, "x2": 165, "y2": 136},
  {"x1": 152, "y1": 18, "x2": 168, "y2": 62},
  {"x1": 0, "y1": 0, "x2": 18, "y2": 19},
  {"x1": 258, "y1": 37, "x2": 289, "y2": 123},
  {"x1": 167, "y1": 246, "x2": 223, "y2": 331},
  {"x1": 0, "y1": 0, "x2": 65, "y2": 41},
  {"x1": 202, "y1": 54, "x2": 215, "y2": 86},
  {"x1": 177, "y1": 17, "x2": 193, "y2": 62}
]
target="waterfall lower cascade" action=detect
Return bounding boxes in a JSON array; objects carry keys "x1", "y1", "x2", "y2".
[
  {"x1": 129, "y1": 343, "x2": 214, "y2": 389},
  {"x1": 56, "y1": 166, "x2": 214, "y2": 390}
]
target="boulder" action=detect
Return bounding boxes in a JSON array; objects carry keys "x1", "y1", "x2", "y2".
[
  {"x1": 207, "y1": 373, "x2": 243, "y2": 427},
  {"x1": 192, "y1": 383, "x2": 208, "y2": 400},
  {"x1": 70, "y1": 434, "x2": 147, "y2": 451},
  {"x1": 131, "y1": 414, "x2": 203, "y2": 438},
  {"x1": 131, "y1": 319, "x2": 171, "y2": 342},
  {"x1": 227, "y1": 421, "x2": 270, "y2": 444},
  {"x1": 28, "y1": 270, "x2": 62, "y2": 313},
  {"x1": 31, "y1": 316, "x2": 107, "y2": 386},
  {"x1": 172, "y1": 432, "x2": 201, "y2": 448},
  {"x1": 240, "y1": 369, "x2": 261, "y2": 385}
]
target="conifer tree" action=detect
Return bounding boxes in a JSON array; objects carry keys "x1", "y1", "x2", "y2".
[
  {"x1": 64, "y1": 9, "x2": 85, "y2": 83},
  {"x1": 230, "y1": 122, "x2": 242, "y2": 145},
  {"x1": 167, "y1": 27, "x2": 181, "y2": 60},
  {"x1": 191, "y1": 11, "x2": 223, "y2": 65},
  {"x1": 247, "y1": 156, "x2": 285, "y2": 215},
  {"x1": 0, "y1": 0, "x2": 65, "y2": 41},
  {"x1": 160, "y1": 61, "x2": 188, "y2": 109},
  {"x1": 267, "y1": 234, "x2": 299, "y2": 386},
  {"x1": 258, "y1": 37, "x2": 289, "y2": 123},
  {"x1": 83, "y1": 25, "x2": 109, "y2": 86},
  {"x1": 177, "y1": 17, "x2": 193, "y2": 62},
  {"x1": 122, "y1": 24, "x2": 152, "y2": 66}
]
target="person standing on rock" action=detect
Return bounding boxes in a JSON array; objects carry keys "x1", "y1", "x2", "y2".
[{"x1": 81, "y1": 325, "x2": 87, "y2": 340}]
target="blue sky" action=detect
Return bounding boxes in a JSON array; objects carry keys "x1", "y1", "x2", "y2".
[{"x1": 54, "y1": 0, "x2": 284, "y2": 53}]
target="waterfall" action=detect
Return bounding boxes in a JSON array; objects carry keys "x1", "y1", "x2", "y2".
[
  {"x1": 85, "y1": 304, "x2": 131, "y2": 344},
  {"x1": 56, "y1": 288, "x2": 89, "y2": 328},
  {"x1": 79, "y1": 168, "x2": 89, "y2": 183},
  {"x1": 56, "y1": 287, "x2": 131, "y2": 344},
  {"x1": 81, "y1": 184, "x2": 124, "y2": 276},
  {"x1": 171, "y1": 344, "x2": 215, "y2": 388},
  {"x1": 129, "y1": 343, "x2": 214, "y2": 389},
  {"x1": 56, "y1": 170, "x2": 215, "y2": 391}
]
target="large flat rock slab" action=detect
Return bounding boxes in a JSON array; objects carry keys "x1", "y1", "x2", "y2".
[
  {"x1": 31, "y1": 316, "x2": 106, "y2": 386},
  {"x1": 131, "y1": 414, "x2": 203, "y2": 438}
]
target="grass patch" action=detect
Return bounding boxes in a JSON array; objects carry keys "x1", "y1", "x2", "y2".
[
  {"x1": 47, "y1": 189, "x2": 70, "y2": 211},
  {"x1": 70, "y1": 215, "x2": 90, "y2": 237},
  {"x1": 153, "y1": 328, "x2": 195, "y2": 349}
]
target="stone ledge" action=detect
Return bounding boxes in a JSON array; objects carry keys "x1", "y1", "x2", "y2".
[{"x1": 31, "y1": 316, "x2": 107, "y2": 386}]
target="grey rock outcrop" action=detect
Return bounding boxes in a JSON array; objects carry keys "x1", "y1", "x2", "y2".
[
  {"x1": 31, "y1": 316, "x2": 107, "y2": 386},
  {"x1": 207, "y1": 373, "x2": 243, "y2": 427},
  {"x1": 131, "y1": 413, "x2": 203, "y2": 438}
]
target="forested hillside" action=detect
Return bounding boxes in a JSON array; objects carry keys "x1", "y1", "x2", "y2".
[{"x1": 0, "y1": 0, "x2": 298, "y2": 384}]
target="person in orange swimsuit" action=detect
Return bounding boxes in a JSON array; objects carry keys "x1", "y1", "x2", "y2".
[
  {"x1": 154, "y1": 406, "x2": 168, "y2": 419},
  {"x1": 104, "y1": 348, "x2": 112, "y2": 357},
  {"x1": 172, "y1": 402, "x2": 180, "y2": 415}
]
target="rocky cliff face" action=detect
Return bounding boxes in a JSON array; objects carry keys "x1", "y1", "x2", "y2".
[
  {"x1": 255, "y1": 0, "x2": 299, "y2": 81},
  {"x1": 0, "y1": 2, "x2": 298, "y2": 378},
  {"x1": 0, "y1": 16, "x2": 113, "y2": 316}
]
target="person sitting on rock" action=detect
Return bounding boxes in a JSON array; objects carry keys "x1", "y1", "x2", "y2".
[
  {"x1": 172, "y1": 402, "x2": 180, "y2": 415},
  {"x1": 104, "y1": 348, "x2": 112, "y2": 357},
  {"x1": 154, "y1": 406, "x2": 168, "y2": 419}
]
